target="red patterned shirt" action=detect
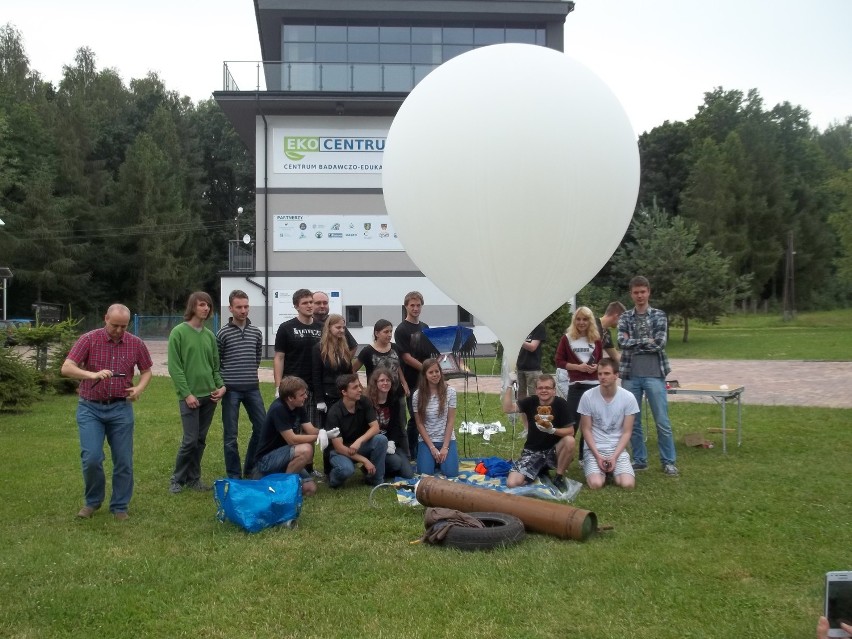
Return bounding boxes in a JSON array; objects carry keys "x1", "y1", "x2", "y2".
[{"x1": 66, "y1": 328, "x2": 153, "y2": 401}]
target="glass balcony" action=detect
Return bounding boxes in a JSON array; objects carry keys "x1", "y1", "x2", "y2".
[{"x1": 222, "y1": 61, "x2": 438, "y2": 93}]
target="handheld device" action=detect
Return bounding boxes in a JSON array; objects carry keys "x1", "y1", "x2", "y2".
[{"x1": 826, "y1": 571, "x2": 852, "y2": 638}]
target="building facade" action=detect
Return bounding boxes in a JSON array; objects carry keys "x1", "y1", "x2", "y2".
[{"x1": 215, "y1": 0, "x2": 574, "y2": 348}]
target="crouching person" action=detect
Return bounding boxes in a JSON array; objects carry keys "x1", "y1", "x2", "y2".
[
  {"x1": 327, "y1": 374, "x2": 388, "y2": 488},
  {"x1": 501, "y1": 373, "x2": 574, "y2": 491},
  {"x1": 578, "y1": 358, "x2": 638, "y2": 490},
  {"x1": 253, "y1": 377, "x2": 320, "y2": 497}
]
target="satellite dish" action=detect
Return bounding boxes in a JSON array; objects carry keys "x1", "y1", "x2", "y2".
[{"x1": 242, "y1": 234, "x2": 251, "y2": 245}]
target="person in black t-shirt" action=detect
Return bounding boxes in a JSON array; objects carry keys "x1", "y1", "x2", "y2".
[
  {"x1": 326, "y1": 374, "x2": 388, "y2": 488},
  {"x1": 254, "y1": 377, "x2": 327, "y2": 497},
  {"x1": 515, "y1": 322, "x2": 547, "y2": 400},
  {"x1": 597, "y1": 300, "x2": 626, "y2": 365},
  {"x1": 273, "y1": 288, "x2": 323, "y2": 426},
  {"x1": 354, "y1": 319, "x2": 410, "y2": 397},
  {"x1": 501, "y1": 373, "x2": 575, "y2": 491},
  {"x1": 393, "y1": 291, "x2": 429, "y2": 459}
]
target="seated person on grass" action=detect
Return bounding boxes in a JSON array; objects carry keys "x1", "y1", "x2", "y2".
[
  {"x1": 577, "y1": 358, "x2": 638, "y2": 490},
  {"x1": 501, "y1": 373, "x2": 574, "y2": 491},
  {"x1": 326, "y1": 374, "x2": 388, "y2": 489},
  {"x1": 253, "y1": 376, "x2": 323, "y2": 497}
]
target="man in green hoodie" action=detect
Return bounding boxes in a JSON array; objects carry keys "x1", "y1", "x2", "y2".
[{"x1": 168, "y1": 291, "x2": 226, "y2": 494}]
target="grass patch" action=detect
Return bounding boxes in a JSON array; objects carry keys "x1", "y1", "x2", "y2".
[
  {"x1": 663, "y1": 309, "x2": 852, "y2": 360},
  {"x1": 476, "y1": 310, "x2": 852, "y2": 366},
  {"x1": 2, "y1": 377, "x2": 848, "y2": 638},
  {"x1": 664, "y1": 324, "x2": 852, "y2": 360}
]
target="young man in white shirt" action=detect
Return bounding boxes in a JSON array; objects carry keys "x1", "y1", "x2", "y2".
[{"x1": 578, "y1": 358, "x2": 639, "y2": 490}]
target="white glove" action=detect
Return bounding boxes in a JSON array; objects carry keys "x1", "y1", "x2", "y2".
[
  {"x1": 536, "y1": 422, "x2": 556, "y2": 435},
  {"x1": 316, "y1": 428, "x2": 339, "y2": 451},
  {"x1": 387, "y1": 440, "x2": 396, "y2": 455},
  {"x1": 316, "y1": 429, "x2": 329, "y2": 450},
  {"x1": 317, "y1": 402, "x2": 327, "y2": 413}
]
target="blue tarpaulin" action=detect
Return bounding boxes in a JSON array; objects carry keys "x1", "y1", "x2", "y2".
[{"x1": 420, "y1": 325, "x2": 476, "y2": 355}]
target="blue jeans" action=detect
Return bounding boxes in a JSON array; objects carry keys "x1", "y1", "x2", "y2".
[
  {"x1": 76, "y1": 400, "x2": 134, "y2": 513},
  {"x1": 622, "y1": 376, "x2": 677, "y2": 466},
  {"x1": 221, "y1": 387, "x2": 267, "y2": 478},
  {"x1": 171, "y1": 396, "x2": 217, "y2": 485},
  {"x1": 416, "y1": 440, "x2": 459, "y2": 477},
  {"x1": 385, "y1": 451, "x2": 414, "y2": 480},
  {"x1": 329, "y1": 435, "x2": 388, "y2": 488}
]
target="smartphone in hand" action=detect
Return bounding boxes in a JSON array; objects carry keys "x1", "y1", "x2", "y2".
[{"x1": 826, "y1": 571, "x2": 852, "y2": 638}]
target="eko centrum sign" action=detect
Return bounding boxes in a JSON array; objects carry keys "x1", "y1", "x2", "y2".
[{"x1": 273, "y1": 130, "x2": 385, "y2": 174}]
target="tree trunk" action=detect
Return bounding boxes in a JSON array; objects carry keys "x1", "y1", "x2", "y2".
[{"x1": 682, "y1": 316, "x2": 690, "y2": 343}]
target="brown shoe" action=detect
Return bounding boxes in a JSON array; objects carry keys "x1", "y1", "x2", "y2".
[
  {"x1": 114, "y1": 512, "x2": 129, "y2": 521},
  {"x1": 77, "y1": 505, "x2": 99, "y2": 519}
]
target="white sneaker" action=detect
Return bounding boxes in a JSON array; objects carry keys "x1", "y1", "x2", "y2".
[{"x1": 662, "y1": 463, "x2": 679, "y2": 476}]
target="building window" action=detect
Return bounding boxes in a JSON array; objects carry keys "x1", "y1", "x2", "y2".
[
  {"x1": 346, "y1": 305, "x2": 363, "y2": 328},
  {"x1": 458, "y1": 306, "x2": 473, "y2": 326},
  {"x1": 475, "y1": 27, "x2": 505, "y2": 45},
  {"x1": 281, "y1": 21, "x2": 545, "y2": 92}
]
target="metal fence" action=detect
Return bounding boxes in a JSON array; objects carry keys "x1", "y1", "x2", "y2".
[{"x1": 133, "y1": 314, "x2": 220, "y2": 340}]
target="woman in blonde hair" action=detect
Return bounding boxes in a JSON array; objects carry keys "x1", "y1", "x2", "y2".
[
  {"x1": 312, "y1": 314, "x2": 353, "y2": 476},
  {"x1": 311, "y1": 314, "x2": 352, "y2": 411},
  {"x1": 555, "y1": 306, "x2": 604, "y2": 459}
]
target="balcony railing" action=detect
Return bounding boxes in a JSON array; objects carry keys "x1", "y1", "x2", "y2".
[
  {"x1": 223, "y1": 61, "x2": 439, "y2": 94},
  {"x1": 228, "y1": 240, "x2": 255, "y2": 272}
]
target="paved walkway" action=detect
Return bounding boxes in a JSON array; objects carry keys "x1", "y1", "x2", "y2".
[{"x1": 143, "y1": 341, "x2": 852, "y2": 408}]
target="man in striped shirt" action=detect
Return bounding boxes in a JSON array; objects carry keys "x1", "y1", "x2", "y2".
[{"x1": 217, "y1": 290, "x2": 266, "y2": 478}]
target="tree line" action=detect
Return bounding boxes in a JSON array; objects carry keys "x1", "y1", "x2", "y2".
[
  {"x1": 624, "y1": 88, "x2": 852, "y2": 314},
  {"x1": 0, "y1": 25, "x2": 253, "y2": 320},
  {"x1": 2, "y1": 24, "x2": 851, "y2": 327}
]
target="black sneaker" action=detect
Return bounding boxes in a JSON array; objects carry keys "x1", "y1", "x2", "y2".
[
  {"x1": 632, "y1": 461, "x2": 648, "y2": 471},
  {"x1": 187, "y1": 480, "x2": 212, "y2": 492},
  {"x1": 169, "y1": 481, "x2": 183, "y2": 494},
  {"x1": 553, "y1": 475, "x2": 567, "y2": 492}
]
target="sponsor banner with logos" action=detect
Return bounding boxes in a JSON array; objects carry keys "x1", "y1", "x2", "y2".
[{"x1": 274, "y1": 214, "x2": 403, "y2": 252}]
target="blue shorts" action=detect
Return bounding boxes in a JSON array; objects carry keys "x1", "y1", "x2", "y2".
[{"x1": 257, "y1": 445, "x2": 312, "y2": 482}]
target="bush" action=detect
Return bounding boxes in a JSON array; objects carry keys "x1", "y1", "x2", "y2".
[
  {"x1": 46, "y1": 329, "x2": 80, "y2": 394},
  {"x1": 0, "y1": 346, "x2": 41, "y2": 411},
  {"x1": 13, "y1": 318, "x2": 81, "y2": 394}
]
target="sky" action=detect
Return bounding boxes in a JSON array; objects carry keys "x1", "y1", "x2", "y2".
[{"x1": 4, "y1": 0, "x2": 852, "y2": 136}]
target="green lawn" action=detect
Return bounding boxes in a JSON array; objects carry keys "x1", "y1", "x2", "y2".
[
  {"x1": 1, "y1": 377, "x2": 849, "y2": 638},
  {"x1": 470, "y1": 310, "x2": 852, "y2": 366},
  {"x1": 666, "y1": 309, "x2": 852, "y2": 360}
]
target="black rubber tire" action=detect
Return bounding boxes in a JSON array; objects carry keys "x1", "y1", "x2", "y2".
[{"x1": 441, "y1": 511, "x2": 526, "y2": 551}]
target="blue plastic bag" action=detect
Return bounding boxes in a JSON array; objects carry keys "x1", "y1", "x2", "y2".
[
  {"x1": 214, "y1": 473, "x2": 302, "y2": 533},
  {"x1": 479, "y1": 456, "x2": 513, "y2": 478}
]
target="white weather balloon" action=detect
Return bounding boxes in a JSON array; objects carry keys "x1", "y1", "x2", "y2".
[{"x1": 382, "y1": 44, "x2": 639, "y2": 368}]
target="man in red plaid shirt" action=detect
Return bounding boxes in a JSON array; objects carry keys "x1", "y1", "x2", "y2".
[{"x1": 61, "y1": 304, "x2": 153, "y2": 521}]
